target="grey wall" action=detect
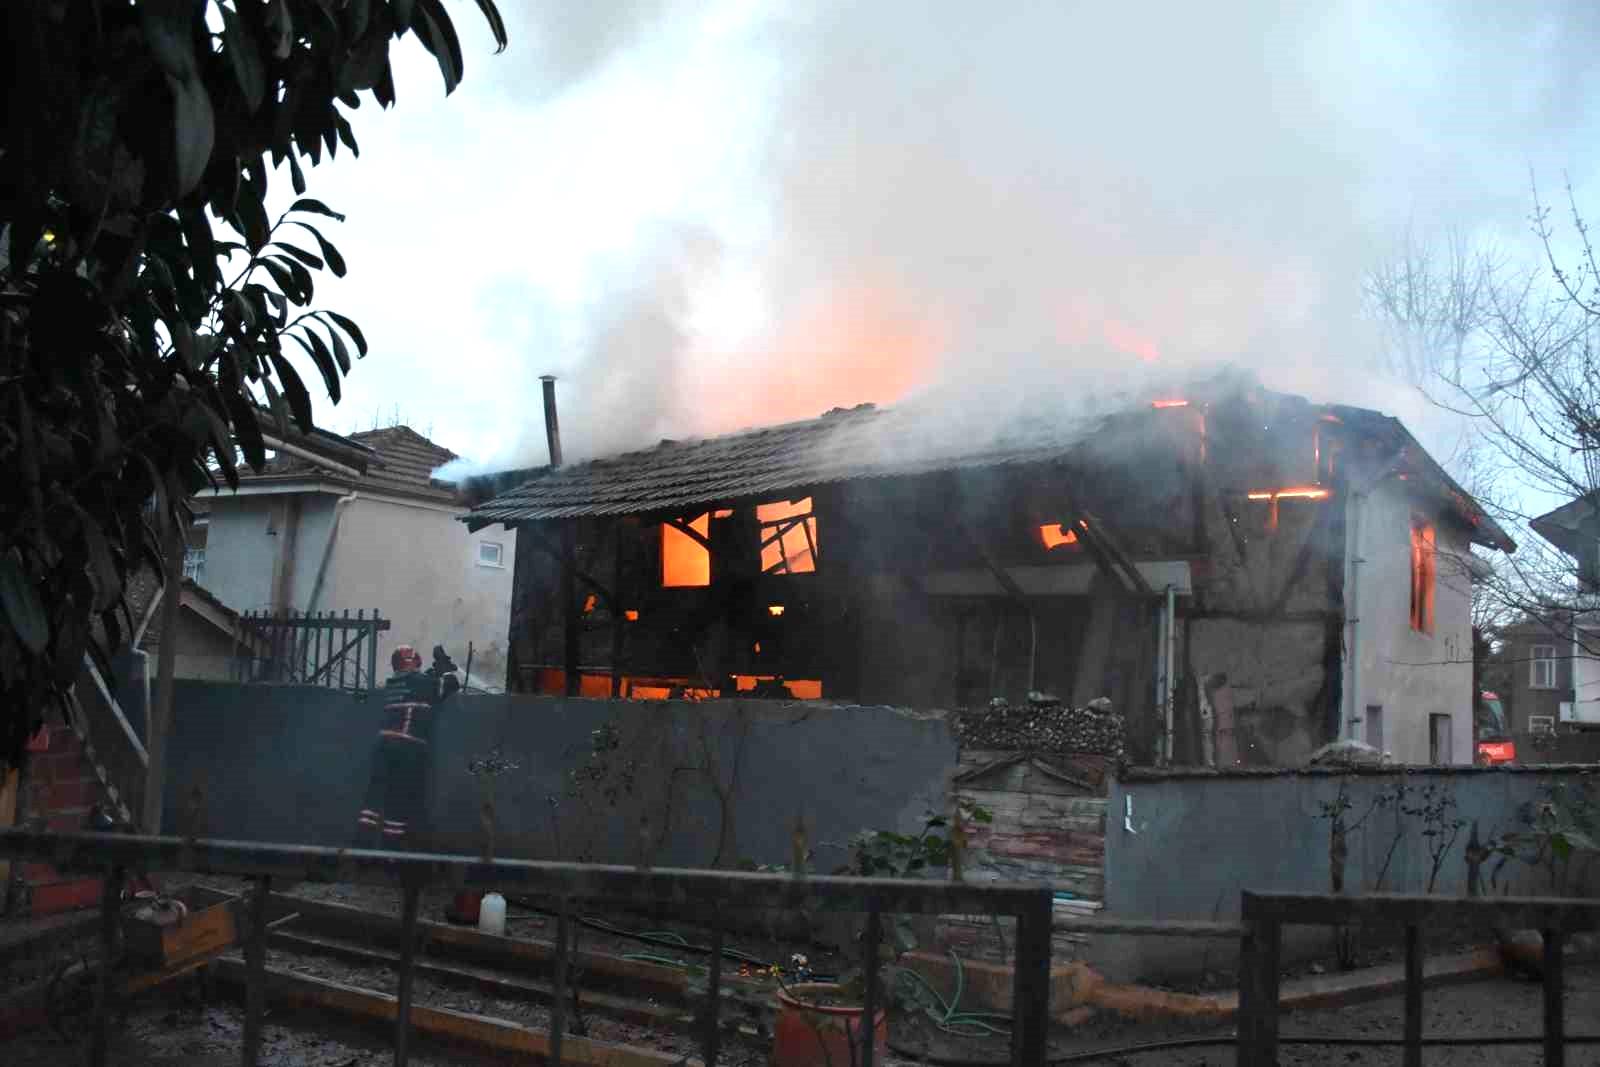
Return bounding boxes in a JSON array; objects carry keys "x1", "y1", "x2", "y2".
[{"x1": 161, "y1": 682, "x2": 957, "y2": 870}]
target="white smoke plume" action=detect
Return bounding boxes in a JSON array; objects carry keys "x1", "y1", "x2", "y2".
[{"x1": 429, "y1": 0, "x2": 1600, "y2": 479}]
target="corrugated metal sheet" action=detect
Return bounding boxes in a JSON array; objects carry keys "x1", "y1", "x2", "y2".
[{"x1": 465, "y1": 403, "x2": 1108, "y2": 524}]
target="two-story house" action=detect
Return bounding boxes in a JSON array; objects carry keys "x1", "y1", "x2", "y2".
[
  {"x1": 197, "y1": 424, "x2": 516, "y2": 690},
  {"x1": 1529, "y1": 495, "x2": 1600, "y2": 729}
]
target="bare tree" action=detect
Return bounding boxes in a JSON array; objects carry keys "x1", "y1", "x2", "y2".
[{"x1": 1366, "y1": 177, "x2": 1600, "y2": 666}]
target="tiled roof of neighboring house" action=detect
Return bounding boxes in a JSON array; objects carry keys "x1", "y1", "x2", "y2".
[
  {"x1": 233, "y1": 424, "x2": 461, "y2": 505},
  {"x1": 463, "y1": 381, "x2": 1516, "y2": 552}
]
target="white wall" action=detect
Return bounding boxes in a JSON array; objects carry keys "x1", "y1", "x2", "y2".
[
  {"x1": 1573, "y1": 621, "x2": 1600, "y2": 724},
  {"x1": 202, "y1": 493, "x2": 338, "y2": 616},
  {"x1": 1345, "y1": 481, "x2": 1474, "y2": 764},
  {"x1": 322, "y1": 496, "x2": 514, "y2": 689}
]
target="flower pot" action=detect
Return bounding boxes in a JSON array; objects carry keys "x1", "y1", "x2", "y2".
[
  {"x1": 446, "y1": 890, "x2": 483, "y2": 926},
  {"x1": 773, "y1": 982, "x2": 888, "y2": 1067}
]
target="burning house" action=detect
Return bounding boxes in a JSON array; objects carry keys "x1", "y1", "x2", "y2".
[{"x1": 463, "y1": 373, "x2": 1513, "y2": 767}]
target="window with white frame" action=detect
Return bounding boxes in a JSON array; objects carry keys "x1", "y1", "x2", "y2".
[
  {"x1": 1531, "y1": 644, "x2": 1557, "y2": 690},
  {"x1": 182, "y1": 547, "x2": 205, "y2": 583},
  {"x1": 477, "y1": 541, "x2": 504, "y2": 568}
]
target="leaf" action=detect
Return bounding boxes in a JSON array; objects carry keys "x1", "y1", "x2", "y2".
[
  {"x1": 258, "y1": 257, "x2": 302, "y2": 303},
  {"x1": 74, "y1": 507, "x2": 122, "y2": 614},
  {"x1": 179, "y1": 203, "x2": 219, "y2": 293},
  {"x1": 288, "y1": 222, "x2": 346, "y2": 276},
  {"x1": 325, "y1": 325, "x2": 352, "y2": 374},
  {"x1": 167, "y1": 74, "x2": 216, "y2": 198},
  {"x1": 234, "y1": 182, "x2": 272, "y2": 252},
  {"x1": 414, "y1": 0, "x2": 464, "y2": 94},
  {"x1": 290, "y1": 329, "x2": 341, "y2": 404},
  {"x1": 266, "y1": 0, "x2": 294, "y2": 60},
  {"x1": 0, "y1": 552, "x2": 49, "y2": 654},
  {"x1": 288, "y1": 150, "x2": 306, "y2": 195},
  {"x1": 474, "y1": 0, "x2": 510, "y2": 52},
  {"x1": 221, "y1": 386, "x2": 268, "y2": 470},
  {"x1": 290, "y1": 198, "x2": 346, "y2": 221},
  {"x1": 267, "y1": 349, "x2": 314, "y2": 432},
  {"x1": 393, "y1": 0, "x2": 416, "y2": 31},
  {"x1": 267, "y1": 254, "x2": 314, "y2": 305},
  {"x1": 221, "y1": 4, "x2": 267, "y2": 112},
  {"x1": 271, "y1": 241, "x2": 324, "y2": 271},
  {"x1": 322, "y1": 311, "x2": 367, "y2": 355}
]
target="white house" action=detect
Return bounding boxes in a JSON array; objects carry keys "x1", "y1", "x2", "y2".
[{"x1": 197, "y1": 424, "x2": 515, "y2": 690}]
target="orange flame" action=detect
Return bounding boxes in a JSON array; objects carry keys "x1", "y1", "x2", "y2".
[
  {"x1": 625, "y1": 609, "x2": 640, "y2": 622},
  {"x1": 662, "y1": 514, "x2": 711, "y2": 587},
  {"x1": 768, "y1": 604, "x2": 786, "y2": 616},
  {"x1": 1246, "y1": 487, "x2": 1329, "y2": 501},
  {"x1": 1040, "y1": 524, "x2": 1080, "y2": 549},
  {"x1": 1150, "y1": 399, "x2": 1189, "y2": 409}
]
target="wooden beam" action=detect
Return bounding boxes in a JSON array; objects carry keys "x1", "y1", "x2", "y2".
[
  {"x1": 520, "y1": 522, "x2": 619, "y2": 613},
  {"x1": 665, "y1": 516, "x2": 715, "y2": 555},
  {"x1": 209, "y1": 958, "x2": 707, "y2": 1067}
]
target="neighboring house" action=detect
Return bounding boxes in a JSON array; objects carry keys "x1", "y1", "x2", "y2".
[
  {"x1": 1496, "y1": 616, "x2": 1576, "y2": 735},
  {"x1": 1530, "y1": 495, "x2": 1600, "y2": 727},
  {"x1": 198, "y1": 424, "x2": 515, "y2": 691},
  {"x1": 465, "y1": 372, "x2": 1512, "y2": 767}
]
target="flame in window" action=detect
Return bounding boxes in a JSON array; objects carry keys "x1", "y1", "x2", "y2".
[
  {"x1": 1040, "y1": 523, "x2": 1080, "y2": 549},
  {"x1": 625, "y1": 609, "x2": 640, "y2": 621},
  {"x1": 758, "y1": 498, "x2": 817, "y2": 574},
  {"x1": 582, "y1": 594, "x2": 597, "y2": 614},
  {"x1": 768, "y1": 604, "x2": 786, "y2": 616},
  {"x1": 1246, "y1": 487, "x2": 1330, "y2": 501},
  {"x1": 1150, "y1": 399, "x2": 1189, "y2": 409},
  {"x1": 662, "y1": 514, "x2": 711, "y2": 586}
]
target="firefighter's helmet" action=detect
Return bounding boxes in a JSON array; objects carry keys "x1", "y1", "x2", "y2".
[{"x1": 392, "y1": 645, "x2": 423, "y2": 672}]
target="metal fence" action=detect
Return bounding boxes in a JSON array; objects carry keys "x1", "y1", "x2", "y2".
[
  {"x1": 1238, "y1": 890, "x2": 1600, "y2": 1067},
  {"x1": 234, "y1": 610, "x2": 390, "y2": 690},
  {"x1": 0, "y1": 829, "x2": 1054, "y2": 1067}
]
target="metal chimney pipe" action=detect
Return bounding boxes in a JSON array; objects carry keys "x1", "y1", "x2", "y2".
[{"x1": 540, "y1": 375, "x2": 564, "y2": 468}]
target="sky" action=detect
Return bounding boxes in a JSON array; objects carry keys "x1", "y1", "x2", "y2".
[{"x1": 264, "y1": 1, "x2": 1600, "y2": 478}]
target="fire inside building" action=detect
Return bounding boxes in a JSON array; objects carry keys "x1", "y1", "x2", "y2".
[{"x1": 463, "y1": 373, "x2": 1513, "y2": 767}]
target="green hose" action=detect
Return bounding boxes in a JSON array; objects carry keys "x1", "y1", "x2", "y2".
[{"x1": 897, "y1": 952, "x2": 1014, "y2": 1037}]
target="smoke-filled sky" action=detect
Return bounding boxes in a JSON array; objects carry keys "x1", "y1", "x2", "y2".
[{"x1": 272, "y1": 1, "x2": 1600, "y2": 474}]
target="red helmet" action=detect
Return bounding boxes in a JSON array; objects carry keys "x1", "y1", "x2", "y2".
[{"x1": 391, "y1": 645, "x2": 423, "y2": 672}]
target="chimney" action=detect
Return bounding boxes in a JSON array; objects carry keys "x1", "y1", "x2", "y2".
[{"x1": 540, "y1": 375, "x2": 564, "y2": 468}]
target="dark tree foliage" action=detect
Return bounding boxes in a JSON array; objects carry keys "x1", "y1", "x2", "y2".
[{"x1": 0, "y1": 0, "x2": 506, "y2": 766}]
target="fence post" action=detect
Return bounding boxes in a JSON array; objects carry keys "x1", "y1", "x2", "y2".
[
  {"x1": 1544, "y1": 928, "x2": 1565, "y2": 1067},
  {"x1": 861, "y1": 903, "x2": 882, "y2": 1067},
  {"x1": 242, "y1": 874, "x2": 272, "y2": 1066},
  {"x1": 89, "y1": 867, "x2": 122, "y2": 1067},
  {"x1": 551, "y1": 896, "x2": 570, "y2": 1066},
  {"x1": 368, "y1": 608, "x2": 379, "y2": 691},
  {"x1": 1403, "y1": 922, "x2": 1422, "y2": 1067},
  {"x1": 1009, "y1": 890, "x2": 1052, "y2": 1066},
  {"x1": 702, "y1": 911, "x2": 724, "y2": 1067},
  {"x1": 1237, "y1": 894, "x2": 1280, "y2": 1067},
  {"x1": 394, "y1": 882, "x2": 421, "y2": 1067}
]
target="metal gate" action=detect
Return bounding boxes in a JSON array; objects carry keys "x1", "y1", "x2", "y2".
[{"x1": 234, "y1": 609, "x2": 391, "y2": 691}]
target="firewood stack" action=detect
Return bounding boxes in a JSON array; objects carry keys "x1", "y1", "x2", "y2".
[{"x1": 954, "y1": 693, "x2": 1126, "y2": 761}]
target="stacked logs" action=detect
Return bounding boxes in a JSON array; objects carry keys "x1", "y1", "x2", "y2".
[{"x1": 954, "y1": 693, "x2": 1125, "y2": 760}]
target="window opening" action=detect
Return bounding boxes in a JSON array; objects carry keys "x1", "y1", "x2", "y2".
[
  {"x1": 1531, "y1": 644, "x2": 1557, "y2": 690},
  {"x1": 1364, "y1": 705, "x2": 1384, "y2": 751},
  {"x1": 182, "y1": 547, "x2": 206, "y2": 583},
  {"x1": 757, "y1": 498, "x2": 817, "y2": 574},
  {"x1": 1429, "y1": 713, "x2": 1454, "y2": 764},
  {"x1": 478, "y1": 541, "x2": 505, "y2": 568},
  {"x1": 661, "y1": 514, "x2": 711, "y2": 587},
  {"x1": 1409, "y1": 519, "x2": 1435, "y2": 633}
]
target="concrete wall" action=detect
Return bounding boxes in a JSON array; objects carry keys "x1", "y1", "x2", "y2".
[
  {"x1": 202, "y1": 492, "x2": 513, "y2": 690},
  {"x1": 160, "y1": 683, "x2": 956, "y2": 870},
  {"x1": 325, "y1": 497, "x2": 514, "y2": 690},
  {"x1": 1346, "y1": 482, "x2": 1474, "y2": 765}
]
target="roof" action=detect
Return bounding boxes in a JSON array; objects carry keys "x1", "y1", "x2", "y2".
[
  {"x1": 464, "y1": 381, "x2": 1515, "y2": 552},
  {"x1": 1531, "y1": 495, "x2": 1598, "y2": 560},
  {"x1": 464, "y1": 401, "x2": 1109, "y2": 526},
  {"x1": 231, "y1": 424, "x2": 461, "y2": 505},
  {"x1": 139, "y1": 579, "x2": 243, "y2": 651}
]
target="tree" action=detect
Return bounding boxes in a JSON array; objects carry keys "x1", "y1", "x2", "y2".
[
  {"x1": 1365, "y1": 181, "x2": 1600, "y2": 654},
  {"x1": 0, "y1": 1, "x2": 507, "y2": 773}
]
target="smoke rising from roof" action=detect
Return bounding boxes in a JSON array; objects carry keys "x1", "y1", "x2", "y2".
[{"x1": 431, "y1": 0, "x2": 1600, "y2": 479}]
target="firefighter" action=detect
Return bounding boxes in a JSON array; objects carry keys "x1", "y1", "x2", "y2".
[{"x1": 355, "y1": 644, "x2": 460, "y2": 848}]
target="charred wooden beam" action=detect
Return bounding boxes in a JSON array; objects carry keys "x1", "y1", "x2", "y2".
[{"x1": 520, "y1": 522, "x2": 618, "y2": 613}]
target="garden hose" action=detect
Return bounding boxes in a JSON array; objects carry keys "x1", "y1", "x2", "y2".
[{"x1": 506, "y1": 898, "x2": 775, "y2": 969}]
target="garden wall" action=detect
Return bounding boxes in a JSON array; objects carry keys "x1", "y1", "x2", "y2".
[
  {"x1": 159, "y1": 682, "x2": 959, "y2": 871},
  {"x1": 1096, "y1": 765, "x2": 1598, "y2": 980}
]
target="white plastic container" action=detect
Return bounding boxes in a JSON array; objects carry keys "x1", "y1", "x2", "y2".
[{"x1": 477, "y1": 892, "x2": 506, "y2": 937}]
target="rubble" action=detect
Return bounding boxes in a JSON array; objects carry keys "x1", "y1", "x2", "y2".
[
  {"x1": 953, "y1": 694, "x2": 1126, "y2": 761},
  {"x1": 1306, "y1": 739, "x2": 1389, "y2": 768}
]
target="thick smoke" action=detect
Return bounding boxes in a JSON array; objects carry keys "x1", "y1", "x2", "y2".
[{"x1": 436, "y1": 0, "x2": 1600, "y2": 476}]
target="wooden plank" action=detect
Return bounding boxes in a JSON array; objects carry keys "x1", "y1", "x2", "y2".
[
  {"x1": 243, "y1": 876, "x2": 272, "y2": 1067},
  {"x1": 1052, "y1": 917, "x2": 1242, "y2": 938},
  {"x1": 210, "y1": 958, "x2": 704, "y2": 1067},
  {"x1": 0, "y1": 768, "x2": 16, "y2": 890}
]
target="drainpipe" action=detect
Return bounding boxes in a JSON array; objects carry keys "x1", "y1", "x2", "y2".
[
  {"x1": 1163, "y1": 583, "x2": 1177, "y2": 765},
  {"x1": 305, "y1": 490, "x2": 360, "y2": 617},
  {"x1": 1344, "y1": 449, "x2": 1406, "y2": 739}
]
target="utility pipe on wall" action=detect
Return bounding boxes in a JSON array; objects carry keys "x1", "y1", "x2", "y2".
[
  {"x1": 305, "y1": 491, "x2": 360, "y2": 618},
  {"x1": 1162, "y1": 583, "x2": 1177, "y2": 765}
]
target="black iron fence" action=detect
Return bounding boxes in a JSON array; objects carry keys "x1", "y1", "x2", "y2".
[
  {"x1": 0, "y1": 830, "x2": 1054, "y2": 1067},
  {"x1": 1238, "y1": 890, "x2": 1600, "y2": 1067},
  {"x1": 234, "y1": 610, "x2": 390, "y2": 690}
]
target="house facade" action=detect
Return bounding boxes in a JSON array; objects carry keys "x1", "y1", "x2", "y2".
[
  {"x1": 1528, "y1": 495, "x2": 1600, "y2": 729},
  {"x1": 198, "y1": 425, "x2": 516, "y2": 690},
  {"x1": 466, "y1": 374, "x2": 1512, "y2": 766}
]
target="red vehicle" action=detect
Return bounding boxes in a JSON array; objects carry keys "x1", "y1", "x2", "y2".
[{"x1": 1475, "y1": 691, "x2": 1515, "y2": 765}]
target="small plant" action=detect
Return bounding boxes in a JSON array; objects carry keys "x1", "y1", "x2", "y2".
[
  {"x1": 1494, "y1": 780, "x2": 1599, "y2": 895},
  {"x1": 1416, "y1": 784, "x2": 1467, "y2": 894}
]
